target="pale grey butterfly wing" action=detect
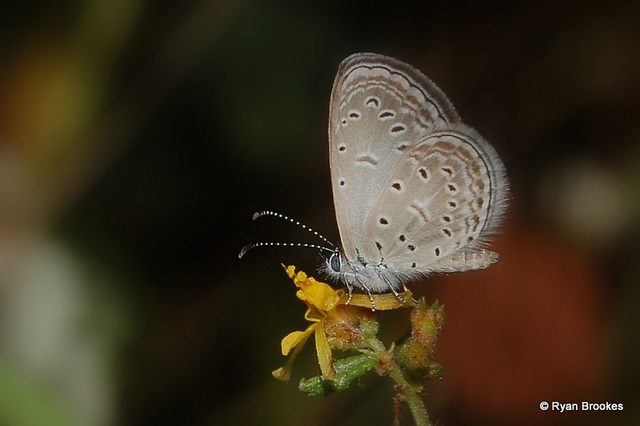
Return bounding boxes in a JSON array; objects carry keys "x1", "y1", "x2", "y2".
[
  {"x1": 328, "y1": 53, "x2": 508, "y2": 293},
  {"x1": 329, "y1": 53, "x2": 461, "y2": 263},
  {"x1": 360, "y1": 126, "x2": 507, "y2": 274}
]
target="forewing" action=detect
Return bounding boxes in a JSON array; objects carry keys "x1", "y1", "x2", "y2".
[{"x1": 329, "y1": 53, "x2": 460, "y2": 261}]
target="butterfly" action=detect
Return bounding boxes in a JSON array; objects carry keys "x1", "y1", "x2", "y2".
[{"x1": 241, "y1": 53, "x2": 508, "y2": 305}]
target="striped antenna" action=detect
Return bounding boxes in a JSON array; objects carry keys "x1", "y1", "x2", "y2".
[
  {"x1": 238, "y1": 241, "x2": 334, "y2": 259},
  {"x1": 253, "y1": 210, "x2": 336, "y2": 247},
  {"x1": 238, "y1": 211, "x2": 337, "y2": 258}
]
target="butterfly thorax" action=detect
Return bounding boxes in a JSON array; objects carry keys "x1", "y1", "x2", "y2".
[{"x1": 322, "y1": 248, "x2": 420, "y2": 294}]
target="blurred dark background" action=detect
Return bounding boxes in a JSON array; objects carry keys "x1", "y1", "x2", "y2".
[{"x1": 0, "y1": 1, "x2": 639, "y2": 425}]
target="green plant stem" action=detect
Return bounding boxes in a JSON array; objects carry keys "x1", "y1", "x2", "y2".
[
  {"x1": 365, "y1": 335, "x2": 430, "y2": 426},
  {"x1": 388, "y1": 365, "x2": 429, "y2": 426}
]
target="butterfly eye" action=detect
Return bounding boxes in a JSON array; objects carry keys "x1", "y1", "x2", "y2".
[{"x1": 329, "y1": 251, "x2": 342, "y2": 273}]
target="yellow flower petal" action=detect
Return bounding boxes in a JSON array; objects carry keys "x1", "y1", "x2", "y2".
[
  {"x1": 281, "y1": 327, "x2": 315, "y2": 356},
  {"x1": 294, "y1": 270, "x2": 309, "y2": 284},
  {"x1": 349, "y1": 291, "x2": 415, "y2": 310},
  {"x1": 285, "y1": 265, "x2": 346, "y2": 311},
  {"x1": 300, "y1": 281, "x2": 345, "y2": 311},
  {"x1": 273, "y1": 338, "x2": 306, "y2": 382},
  {"x1": 272, "y1": 367, "x2": 289, "y2": 381},
  {"x1": 284, "y1": 264, "x2": 297, "y2": 279},
  {"x1": 274, "y1": 324, "x2": 318, "y2": 382},
  {"x1": 303, "y1": 305, "x2": 325, "y2": 323},
  {"x1": 315, "y1": 320, "x2": 336, "y2": 380}
]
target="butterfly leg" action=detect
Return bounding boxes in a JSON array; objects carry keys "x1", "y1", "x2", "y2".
[
  {"x1": 380, "y1": 274, "x2": 406, "y2": 304},
  {"x1": 354, "y1": 275, "x2": 376, "y2": 311},
  {"x1": 345, "y1": 279, "x2": 354, "y2": 305}
]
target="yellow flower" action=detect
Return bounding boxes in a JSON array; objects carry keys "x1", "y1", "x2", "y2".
[{"x1": 272, "y1": 265, "x2": 413, "y2": 382}]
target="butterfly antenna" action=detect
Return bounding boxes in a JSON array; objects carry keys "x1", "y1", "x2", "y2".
[
  {"x1": 238, "y1": 241, "x2": 334, "y2": 259},
  {"x1": 238, "y1": 211, "x2": 338, "y2": 259},
  {"x1": 251, "y1": 210, "x2": 336, "y2": 248}
]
